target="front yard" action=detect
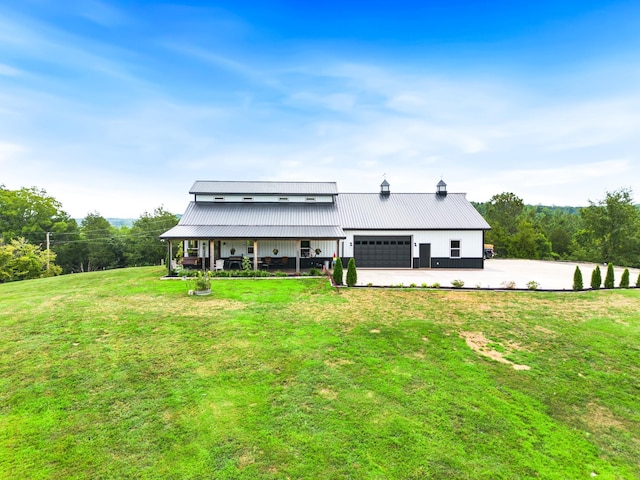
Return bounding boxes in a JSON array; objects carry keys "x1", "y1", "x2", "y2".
[{"x1": 1, "y1": 267, "x2": 638, "y2": 478}]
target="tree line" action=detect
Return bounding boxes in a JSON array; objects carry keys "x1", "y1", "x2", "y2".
[
  {"x1": 474, "y1": 188, "x2": 640, "y2": 267},
  {"x1": 2, "y1": 184, "x2": 639, "y2": 283},
  {"x1": 0, "y1": 186, "x2": 178, "y2": 282}
]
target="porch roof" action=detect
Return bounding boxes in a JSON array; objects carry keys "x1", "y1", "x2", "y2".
[{"x1": 160, "y1": 225, "x2": 345, "y2": 240}]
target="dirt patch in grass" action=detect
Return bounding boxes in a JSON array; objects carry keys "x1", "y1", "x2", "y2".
[
  {"x1": 582, "y1": 403, "x2": 626, "y2": 432},
  {"x1": 459, "y1": 331, "x2": 531, "y2": 371}
]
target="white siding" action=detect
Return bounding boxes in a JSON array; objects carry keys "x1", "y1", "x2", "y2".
[
  {"x1": 195, "y1": 194, "x2": 334, "y2": 203},
  {"x1": 221, "y1": 239, "x2": 336, "y2": 258},
  {"x1": 342, "y1": 230, "x2": 484, "y2": 258}
]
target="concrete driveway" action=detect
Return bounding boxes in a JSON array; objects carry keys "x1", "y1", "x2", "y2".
[{"x1": 355, "y1": 259, "x2": 640, "y2": 291}]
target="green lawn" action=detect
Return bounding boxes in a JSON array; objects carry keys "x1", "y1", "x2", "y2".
[{"x1": 1, "y1": 267, "x2": 639, "y2": 479}]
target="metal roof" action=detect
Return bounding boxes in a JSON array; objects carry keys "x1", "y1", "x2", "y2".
[
  {"x1": 160, "y1": 201, "x2": 345, "y2": 239},
  {"x1": 336, "y1": 193, "x2": 491, "y2": 230},
  {"x1": 190, "y1": 181, "x2": 338, "y2": 195},
  {"x1": 160, "y1": 189, "x2": 491, "y2": 239},
  {"x1": 161, "y1": 225, "x2": 345, "y2": 239}
]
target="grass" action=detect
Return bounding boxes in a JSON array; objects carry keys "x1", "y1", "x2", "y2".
[{"x1": 1, "y1": 267, "x2": 639, "y2": 479}]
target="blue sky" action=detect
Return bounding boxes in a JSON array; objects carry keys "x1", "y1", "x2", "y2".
[{"x1": 1, "y1": 0, "x2": 639, "y2": 217}]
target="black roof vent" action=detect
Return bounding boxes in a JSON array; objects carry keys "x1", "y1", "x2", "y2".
[
  {"x1": 436, "y1": 179, "x2": 447, "y2": 197},
  {"x1": 380, "y1": 179, "x2": 390, "y2": 197}
]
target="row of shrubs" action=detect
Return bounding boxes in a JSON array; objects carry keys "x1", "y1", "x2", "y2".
[{"x1": 573, "y1": 263, "x2": 639, "y2": 290}]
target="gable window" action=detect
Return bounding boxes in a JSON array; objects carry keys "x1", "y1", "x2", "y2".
[
  {"x1": 450, "y1": 240, "x2": 461, "y2": 258},
  {"x1": 279, "y1": 197, "x2": 289, "y2": 201},
  {"x1": 305, "y1": 197, "x2": 316, "y2": 202},
  {"x1": 243, "y1": 197, "x2": 254, "y2": 201}
]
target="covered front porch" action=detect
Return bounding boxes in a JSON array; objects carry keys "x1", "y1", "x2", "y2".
[{"x1": 166, "y1": 237, "x2": 341, "y2": 275}]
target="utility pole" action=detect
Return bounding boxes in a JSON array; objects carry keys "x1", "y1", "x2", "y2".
[{"x1": 46, "y1": 231, "x2": 50, "y2": 271}]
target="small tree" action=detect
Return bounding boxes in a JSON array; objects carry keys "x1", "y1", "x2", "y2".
[
  {"x1": 573, "y1": 266, "x2": 583, "y2": 291},
  {"x1": 619, "y1": 268, "x2": 630, "y2": 288},
  {"x1": 346, "y1": 257, "x2": 357, "y2": 287},
  {"x1": 332, "y1": 257, "x2": 343, "y2": 285},
  {"x1": 604, "y1": 262, "x2": 615, "y2": 289},
  {"x1": 591, "y1": 266, "x2": 601, "y2": 290}
]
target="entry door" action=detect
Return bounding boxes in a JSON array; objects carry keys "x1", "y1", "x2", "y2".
[{"x1": 419, "y1": 243, "x2": 431, "y2": 268}]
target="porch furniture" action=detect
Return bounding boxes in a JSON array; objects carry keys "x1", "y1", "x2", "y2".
[
  {"x1": 261, "y1": 257, "x2": 272, "y2": 270},
  {"x1": 181, "y1": 257, "x2": 200, "y2": 268},
  {"x1": 227, "y1": 256, "x2": 243, "y2": 270},
  {"x1": 214, "y1": 259, "x2": 225, "y2": 271},
  {"x1": 280, "y1": 257, "x2": 289, "y2": 268}
]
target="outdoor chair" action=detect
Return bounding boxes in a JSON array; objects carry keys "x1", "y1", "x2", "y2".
[{"x1": 214, "y1": 259, "x2": 225, "y2": 271}]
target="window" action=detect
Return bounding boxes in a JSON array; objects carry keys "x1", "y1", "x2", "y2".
[
  {"x1": 305, "y1": 197, "x2": 316, "y2": 202},
  {"x1": 243, "y1": 197, "x2": 253, "y2": 201},
  {"x1": 247, "y1": 241, "x2": 254, "y2": 255},
  {"x1": 450, "y1": 240, "x2": 461, "y2": 258},
  {"x1": 214, "y1": 197, "x2": 224, "y2": 201},
  {"x1": 301, "y1": 240, "x2": 310, "y2": 257},
  {"x1": 279, "y1": 197, "x2": 289, "y2": 201}
]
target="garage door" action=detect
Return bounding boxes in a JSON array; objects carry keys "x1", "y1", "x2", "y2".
[{"x1": 353, "y1": 235, "x2": 412, "y2": 268}]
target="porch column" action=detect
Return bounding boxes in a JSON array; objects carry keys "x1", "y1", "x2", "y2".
[
  {"x1": 295, "y1": 239, "x2": 301, "y2": 274},
  {"x1": 336, "y1": 240, "x2": 340, "y2": 262},
  {"x1": 253, "y1": 240, "x2": 258, "y2": 271},
  {"x1": 167, "y1": 240, "x2": 172, "y2": 276},
  {"x1": 209, "y1": 240, "x2": 214, "y2": 271}
]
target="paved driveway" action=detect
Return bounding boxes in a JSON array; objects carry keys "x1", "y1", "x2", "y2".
[{"x1": 355, "y1": 259, "x2": 640, "y2": 291}]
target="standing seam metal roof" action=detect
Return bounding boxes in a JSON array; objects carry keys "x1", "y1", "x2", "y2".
[{"x1": 336, "y1": 193, "x2": 491, "y2": 230}]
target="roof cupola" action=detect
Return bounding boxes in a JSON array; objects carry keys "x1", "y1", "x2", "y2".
[
  {"x1": 380, "y1": 179, "x2": 390, "y2": 197},
  {"x1": 436, "y1": 179, "x2": 447, "y2": 197}
]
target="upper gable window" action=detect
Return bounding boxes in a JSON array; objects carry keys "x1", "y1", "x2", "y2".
[
  {"x1": 214, "y1": 197, "x2": 224, "y2": 201},
  {"x1": 243, "y1": 197, "x2": 253, "y2": 201},
  {"x1": 305, "y1": 197, "x2": 316, "y2": 202},
  {"x1": 279, "y1": 197, "x2": 289, "y2": 201}
]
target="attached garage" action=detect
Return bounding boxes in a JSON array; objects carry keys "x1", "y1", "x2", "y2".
[{"x1": 354, "y1": 235, "x2": 412, "y2": 268}]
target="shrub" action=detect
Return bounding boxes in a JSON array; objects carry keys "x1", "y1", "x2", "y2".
[
  {"x1": 620, "y1": 268, "x2": 630, "y2": 288},
  {"x1": 242, "y1": 256, "x2": 252, "y2": 272},
  {"x1": 604, "y1": 262, "x2": 615, "y2": 289},
  {"x1": 194, "y1": 271, "x2": 211, "y2": 291},
  {"x1": 451, "y1": 279, "x2": 464, "y2": 288},
  {"x1": 421, "y1": 283, "x2": 428, "y2": 288},
  {"x1": 366, "y1": 282, "x2": 373, "y2": 287},
  {"x1": 591, "y1": 266, "x2": 601, "y2": 290},
  {"x1": 346, "y1": 258, "x2": 357, "y2": 287},
  {"x1": 332, "y1": 257, "x2": 344, "y2": 285},
  {"x1": 431, "y1": 282, "x2": 440, "y2": 288},
  {"x1": 527, "y1": 281, "x2": 539, "y2": 290},
  {"x1": 573, "y1": 266, "x2": 583, "y2": 291},
  {"x1": 309, "y1": 267, "x2": 321, "y2": 276}
]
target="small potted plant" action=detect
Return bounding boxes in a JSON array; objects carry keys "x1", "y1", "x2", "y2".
[
  {"x1": 273, "y1": 248, "x2": 279, "y2": 255},
  {"x1": 230, "y1": 247, "x2": 236, "y2": 255},
  {"x1": 194, "y1": 271, "x2": 211, "y2": 296},
  {"x1": 315, "y1": 248, "x2": 322, "y2": 255}
]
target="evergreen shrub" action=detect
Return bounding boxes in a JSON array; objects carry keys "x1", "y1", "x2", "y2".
[
  {"x1": 620, "y1": 268, "x2": 630, "y2": 288},
  {"x1": 591, "y1": 266, "x2": 601, "y2": 290},
  {"x1": 332, "y1": 257, "x2": 343, "y2": 285},
  {"x1": 346, "y1": 258, "x2": 357, "y2": 287},
  {"x1": 604, "y1": 263, "x2": 615, "y2": 289},
  {"x1": 573, "y1": 266, "x2": 583, "y2": 291}
]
